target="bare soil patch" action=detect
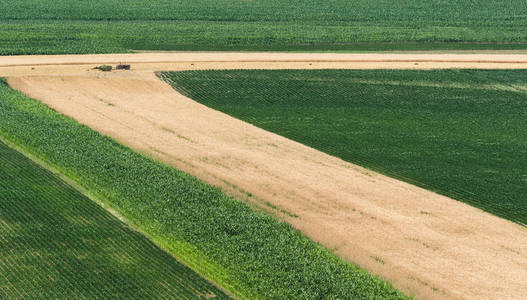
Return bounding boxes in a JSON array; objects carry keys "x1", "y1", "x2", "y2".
[{"x1": 8, "y1": 71, "x2": 527, "y2": 300}]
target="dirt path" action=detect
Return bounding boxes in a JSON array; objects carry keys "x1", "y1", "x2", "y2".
[
  {"x1": 8, "y1": 71, "x2": 527, "y2": 300},
  {"x1": 2, "y1": 52, "x2": 527, "y2": 77}
]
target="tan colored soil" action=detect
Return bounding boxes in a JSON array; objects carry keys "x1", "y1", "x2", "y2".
[
  {"x1": 7, "y1": 66, "x2": 527, "y2": 299},
  {"x1": 2, "y1": 52, "x2": 527, "y2": 77}
]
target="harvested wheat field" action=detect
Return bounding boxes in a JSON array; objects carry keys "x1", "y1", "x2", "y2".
[{"x1": 8, "y1": 65, "x2": 527, "y2": 300}]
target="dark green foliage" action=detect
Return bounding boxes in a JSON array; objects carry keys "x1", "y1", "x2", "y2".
[
  {"x1": 1, "y1": 0, "x2": 527, "y2": 54},
  {"x1": 0, "y1": 81, "x2": 407, "y2": 298},
  {"x1": 0, "y1": 141, "x2": 229, "y2": 299},
  {"x1": 161, "y1": 69, "x2": 527, "y2": 226},
  {"x1": 94, "y1": 64, "x2": 113, "y2": 72}
]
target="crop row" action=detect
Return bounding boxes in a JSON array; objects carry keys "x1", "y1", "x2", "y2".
[
  {"x1": 0, "y1": 140, "x2": 229, "y2": 299},
  {"x1": 161, "y1": 69, "x2": 527, "y2": 226},
  {"x1": 0, "y1": 78, "x2": 407, "y2": 298}
]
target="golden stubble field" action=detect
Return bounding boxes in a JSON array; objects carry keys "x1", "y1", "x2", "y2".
[{"x1": 4, "y1": 52, "x2": 527, "y2": 299}]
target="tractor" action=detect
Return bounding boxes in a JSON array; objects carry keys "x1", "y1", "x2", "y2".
[{"x1": 116, "y1": 62, "x2": 131, "y2": 70}]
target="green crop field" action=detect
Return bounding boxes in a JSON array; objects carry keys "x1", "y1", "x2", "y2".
[
  {"x1": 0, "y1": 141, "x2": 229, "y2": 299},
  {"x1": 1, "y1": 0, "x2": 527, "y2": 54},
  {"x1": 161, "y1": 69, "x2": 527, "y2": 226},
  {"x1": 0, "y1": 78, "x2": 407, "y2": 299}
]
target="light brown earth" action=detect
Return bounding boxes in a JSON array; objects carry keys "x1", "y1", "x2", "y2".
[
  {"x1": 3, "y1": 52, "x2": 527, "y2": 77},
  {"x1": 4, "y1": 53, "x2": 527, "y2": 299}
]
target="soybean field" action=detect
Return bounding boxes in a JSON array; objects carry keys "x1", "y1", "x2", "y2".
[
  {"x1": 0, "y1": 140, "x2": 229, "y2": 299},
  {"x1": 161, "y1": 69, "x2": 527, "y2": 226},
  {"x1": 1, "y1": 0, "x2": 527, "y2": 54}
]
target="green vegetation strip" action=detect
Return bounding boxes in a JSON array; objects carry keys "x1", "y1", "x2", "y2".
[
  {"x1": 1, "y1": 0, "x2": 527, "y2": 54},
  {"x1": 161, "y1": 69, "x2": 527, "y2": 226},
  {"x1": 0, "y1": 140, "x2": 229, "y2": 299},
  {"x1": 0, "y1": 79, "x2": 406, "y2": 298}
]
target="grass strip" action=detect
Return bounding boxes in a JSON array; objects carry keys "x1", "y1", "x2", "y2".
[{"x1": 0, "y1": 78, "x2": 407, "y2": 299}]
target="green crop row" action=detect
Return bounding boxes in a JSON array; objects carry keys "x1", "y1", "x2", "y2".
[
  {"x1": 161, "y1": 69, "x2": 527, "y2": 226},
  {"x1": 0, "y1": 140, "x2": 230, "y2": 299},
  {"x1": 1, "y1": 0, "x2": 527, "y2": 54},
  {"x1": 0, "y1": 79, "x2": 407, "y2": 298}
]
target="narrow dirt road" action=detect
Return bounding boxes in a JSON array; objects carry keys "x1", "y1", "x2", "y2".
[
  {"x1": 8, "y1": 70, "x2": 527, "y2": 300},
  {"x1": 2, "y1": 52, "x2": 527, "y2": 77}
]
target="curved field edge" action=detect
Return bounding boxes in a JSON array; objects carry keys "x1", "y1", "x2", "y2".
[
  {"x1": 0, "y1": 78, "x2": 407, "y2": 299},
  {"x1": 160, "y1": 69, "x2": 527, "y2": 227},
  {"x1": 0, "y1": 140, "x2": 230, "y2": 299}
]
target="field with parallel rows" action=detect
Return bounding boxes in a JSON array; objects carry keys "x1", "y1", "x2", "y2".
[
  {"x1": 161, "y1": 69, "x2": 527, "y2": 226},
  {"x1": 0, "y1": 78, "x2": 407, "y2": 299},
  {"x1": 1, "y1": 0, "x2": 527, "y2": 54},
  {"x1": 0, "y1": 140, "x2": 229, "y2": 299}
]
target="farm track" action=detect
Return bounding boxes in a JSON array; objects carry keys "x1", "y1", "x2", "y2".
[
  {"x1": 3, "y1": 52, "x2": 527, "y2": 299},
  {"x1": 3, "y1": 52, "x2": 527, "y2": 77}
]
